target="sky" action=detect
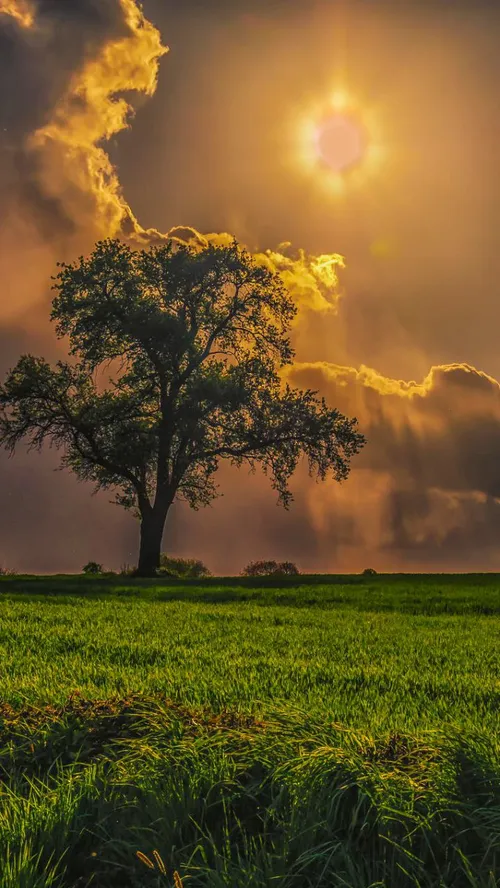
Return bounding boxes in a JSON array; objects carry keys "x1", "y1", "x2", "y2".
[{"x1": 1, "y1": 0, "x2": 500, "y2": 574}]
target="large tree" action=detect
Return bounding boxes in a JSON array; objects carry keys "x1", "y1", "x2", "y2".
[{"x1": 0, "y1": 238, "x2": 365, "y2": 575}]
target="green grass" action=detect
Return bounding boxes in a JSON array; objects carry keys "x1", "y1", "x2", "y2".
[{"x1": 0, "y1": 574, "x2": 499, "y2": 887}]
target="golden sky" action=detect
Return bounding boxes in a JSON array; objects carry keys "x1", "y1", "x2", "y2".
[{"x1": 1, "y1": 0, "x2": 500, "y2": 573}]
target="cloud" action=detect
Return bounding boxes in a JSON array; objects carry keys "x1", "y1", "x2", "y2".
[
  {"x1": 0, "y1": 0, "x2": 34, "y2": 28},
  {"x1": 287, "y1": 360, "x2": 500, "y2": 498},
  {"x1": 0, "y1": 0, "x2": 163, "y2": 328},
  {"x1": 256, "y1": 248, "x2": 345, "y2": 314},
  {"x1": 1, "y1": 0, "x2": 166, "y2": 242},
  {"x1": 267, "y1": 360, "x2": 500, "y2": 570}
]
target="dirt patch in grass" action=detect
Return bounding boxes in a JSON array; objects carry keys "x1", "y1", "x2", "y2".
[{"x1": 0, "y1": 693, "x2": 269, "y2": 778}]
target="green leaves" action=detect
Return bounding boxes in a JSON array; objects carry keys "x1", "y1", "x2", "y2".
[
  {"x1": 1, "y1": 237, "x2": 365, "y2": 524},
  {"x1": 51, "y1": 239, "x2": 295, "y2": 373}
]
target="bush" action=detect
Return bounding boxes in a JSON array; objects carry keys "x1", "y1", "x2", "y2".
[
  {"x1": 242, "y1": 560, "x2": 300, "y2": 577},
  {"x1": 158, "y1": 556, "x2": 212, "y2": 579},
  {"x1": 362, "y1": 567, "x2": 378, "y2": 576},
  {"x1": 82, "y1": 561, "x2": 103, "y2": 575},
  {"x1": 279, "y1": 561, "x2": 300, "y2": 576}
]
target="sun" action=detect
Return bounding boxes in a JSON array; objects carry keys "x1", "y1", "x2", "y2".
[
  {"x1": 315, "y1": 112, "x2": 366, "y2": 174},
  {"x1": 294, "y1": 89, "x2": 385, "y2": 196}
]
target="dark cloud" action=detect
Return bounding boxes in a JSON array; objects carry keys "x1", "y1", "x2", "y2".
[
  {"x1": 278, "y1": 362, "x2": 500, "y2": 569},
  {"x1": 0, "y1": 0, "x2": 127, "y2": 136},
  {"x1": 0, "y1": 0, "x2": 129, "y2": 231},
  {"x1": 289, "y1": 362, "x2": 500, "y2": 497},
  {"x1": 380, "y1": 487, "x2": 500, "y2": 570}
]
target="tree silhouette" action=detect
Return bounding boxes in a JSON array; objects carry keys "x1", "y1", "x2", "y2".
[{"x1": 0, "y1": 238, "x2": 365, "y2": 575}]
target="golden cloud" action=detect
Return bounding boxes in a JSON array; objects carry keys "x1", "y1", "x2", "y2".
[
  {"x1": 146, "y1": 228, "x2": 346, "y2": 315},
  {"x1": 27, "y1": 0, "x2": 168, "y2": 238},
  {"x1": 289, "y1": 360, "x2": 500, "y2": 400},
  {"x1": 0, "y1": 0, "x2": 34, "y2": 28}
]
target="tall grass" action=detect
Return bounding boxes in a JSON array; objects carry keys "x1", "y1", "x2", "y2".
[
  {"x1": 0, "y1": 575, "x2": 499, "y2": 886},
  {"x1": 0, "y1": 590, "x2": 498, "y2": 735}
]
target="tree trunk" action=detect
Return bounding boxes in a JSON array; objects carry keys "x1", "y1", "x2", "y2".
[{"x1": 136, "y1": 508, "x2": 168, "y2": 577}]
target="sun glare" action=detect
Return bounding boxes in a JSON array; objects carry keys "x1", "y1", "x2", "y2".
[
  {"x1": 315, "y1": 113, "x2": 366, "y2": 174},
  {"x1": 294, "y1": 88, "x2": 385, "y2": 196}
]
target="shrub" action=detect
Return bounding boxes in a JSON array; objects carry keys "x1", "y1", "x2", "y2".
[
  {"x1": 362, "y1": 567, "x2": 378, "y2": 576},
  {"x1": 242, "y1": 560, "x2": 300, "y2": 577},
  {"x1": 242, "y1": 560, "x2": 279, "y2": 577},
  {"x1": 158, "y1": 556, "x2": 212, "y2": 579},
  {"x1": 279, "y1": 561, "x2": 300, "y2": 576},
  {"x1": 82, "y1": 561, "x2": 103, "y2": 575}
]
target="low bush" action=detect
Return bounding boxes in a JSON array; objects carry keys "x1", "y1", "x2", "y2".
[
  {"x1": 158, "y1": 556, "x2": 212, "y2": 578},
  {"x1": 242, "y1": 560, "x2": 300, "y2": 577},
  {"x1": 82, "y1": 561, "x2": 103, "y2": 575},
  {"x1": 362, "y1": 567, "x2": 378, "y2": 576}
]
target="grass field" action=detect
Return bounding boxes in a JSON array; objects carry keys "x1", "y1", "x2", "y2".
[{"x1": 0, "y1": 574, "x2": 499, "y2": 887}]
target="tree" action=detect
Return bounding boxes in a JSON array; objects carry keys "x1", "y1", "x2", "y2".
[{"x1": 0, "y1": 238, "x2": 365, "y2": 576}]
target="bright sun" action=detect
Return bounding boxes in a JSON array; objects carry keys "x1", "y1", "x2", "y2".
[
  {"x1": 295, "y1": 89, "x2": 385, "y2": 196},
  {"x1": 315, "y1": 113, "x2": 366, "y2": 173}
]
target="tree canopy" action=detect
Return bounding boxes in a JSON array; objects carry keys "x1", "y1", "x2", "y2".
[{"x1": 0, "y1": 238, "x2": 365, "y2": 574}]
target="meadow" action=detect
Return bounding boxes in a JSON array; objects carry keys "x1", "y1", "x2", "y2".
[{"x1": 0, "y1": 573, "x2": 499, "y2": 887}]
